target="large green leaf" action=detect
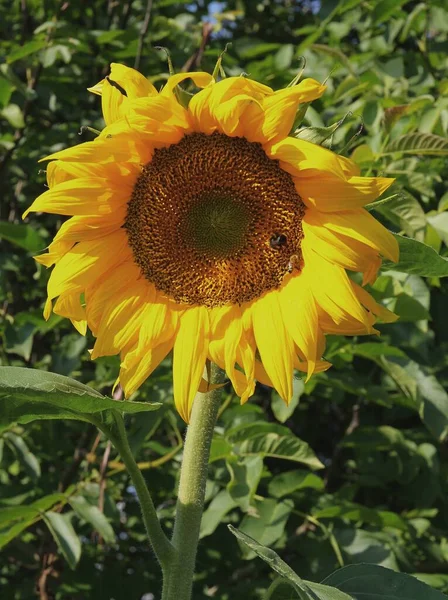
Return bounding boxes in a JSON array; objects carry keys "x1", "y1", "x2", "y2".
[
  {"x1": 382, "y1": 133, "x2": 448, "y2": 156},
  {"x1": 43, "y1": 512, "x2": 81, "y2": 570},
  {"x1": 381, "y1": 358, "x2": 448, "y2": 442},
  {"x1": 228, "y1": 526, "x2": 351, "y2": 600},
  {"x1": 237, "y1": 434, "x2": 323, "y2": 469},
  {"x1": 268, "y1": 469, "x2": 324, "y2": 498},
  {"x1": 0, "y1": 367, "x2": 161, "y2": 428},
  {"x1": 322, "y1": 564, "x2": 447, "y2": 600},
  {"x1": 382, "y1": 235, "x2": 448, "y2": 277},
  {"x1": 0, "y1": 221, "x2": 46, "y2": 252},
  {"x1": 238, "y1": 498, "x2": 293, "y2": 559},
  {"x1": 227, "y1": 423, "x2": 323, "y2": 469},
  {"x1": 69, "y1": 496, "x2": 115, "y2": 545}
]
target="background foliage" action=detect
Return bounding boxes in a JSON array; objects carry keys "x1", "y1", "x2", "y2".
[{"x1": 1, "y1": 0, "x2": 448, "y2": 598}]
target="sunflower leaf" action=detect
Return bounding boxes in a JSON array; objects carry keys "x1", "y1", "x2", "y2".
[
  {"x1": 381, "y1": 132, "x2": 448, "y2": 156},
  {"x1": 381, "y1": 234, "x2": 448, "y2": 277},
  {"x1": 43, "y1": 512, "x2": 81, "y2": 570},
  {"x1": 293, "y1": 121, "x2": 342, "y2": 146},
  {"x1": 228, "y1": 526, "x2": 352, "y2": 600},
  {"x1": 0, "y1": 367, "x2": 161, "y2": 430},
  {"x1": 321, "y1": 564, "x2": 447, "y2": 600}
]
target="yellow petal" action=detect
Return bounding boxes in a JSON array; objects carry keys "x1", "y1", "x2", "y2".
[
  {"x1": 23, "y1": 178, "x2": 132, "y2": 219},
  {"x1": 40, "y1": 132, "x2": 152, "y2": 165},
  {"x1": 315, "y1": 208, "x2": 399, "y2": 262},
  {"x1": 161, "y1": 71, "x2": 214, "y2": 96},
  {"x1": 85, "y1": 261, "x2": 144, "y2": 334},
  {"x1": 189, "y1": 84, "x2": 215, "y2": 133},
  {"x1": 318, "y1": 307, "x2": 377, "y2": 336},
  {"x1": 352, "y1": 282, "x2": 399, "y2": 323},
  {"x1": 295, "y1": 357, "x2": 331, "y2": 374},
  {"x1": 268, "y1": 136, "x2": 354, "y2": 180},
  {"x1": 35, "y1": 214, "x2": 126, "y2": 268},
  {"x1": 303, "y1": 212, "x2": 382, "y2": 284},
  {"x1": 47, "y1": 230, "x2": 131, "y2": 301},
  {"x1": 173, "y1": 306, "x2": 210, "y2": 422},
  {"x1": 295, "y1": 175, "x2": 394, "y2": 212},
  {"x1": 121, "y1": 299, "x2": 180, "y2": 369},
  {"x1": 53, "y1": 292, "x2": 87, "y2": 335},
  {"x1": 130, "y1": 95, "x2": 192, "y2": 132},
  {"x1": 244, "y1": 79, "x2": 326, "y2": 144},
  {"x1": 279, "y1": 275, "x2": 320, "y2": 381},
  {"x1": 214, "y1": 94, "x2": 260, "y2": 137},
  {"x1": 89, "y1": 63, "x2": 158, "y2": 125},
  {"x1": 251, "y1": 291, "x2": 294, "y2": 403},
  {"x1": 91, "y1": 280, "x2": 150, "y2": 359},
  {"x1": 46, "y1": 160, "x2": 139, "y2": 188},
  {"x1": 189, "y1": 76, "x2": 272, "y2": 134},
  {"x1": 302, "y1": 245, "x2": 371, "y2": 330},
  {"x1": 120, "y1": 339, "x2": 174, "y2": 398}
]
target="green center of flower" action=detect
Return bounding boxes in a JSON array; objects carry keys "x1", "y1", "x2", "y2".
[
  {"x1": 125, "y1": 132, "x2": 305, "y2": 307},
  {"x1": 183, "y1": 192, "x2": 251, "y2": 259}
]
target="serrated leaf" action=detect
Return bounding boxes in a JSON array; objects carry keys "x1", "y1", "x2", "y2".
[
  {"x1": 69, "y1": 496, "x2": 115, "y2": 544},
  {"x1": 43, "y1": 512, "x2": 81, "y2": 570},
  {"x1": 237, "y1": 432, "x2": 324, "y2": 470},
  {"x1": 382, "y1": 235, "x2": 448, "y2": 277},
  {"x1": 382, "y1": 133, "x2": 448, "y2": 156},
  {"x1": 322, "y1": 563, "x2": 447, "y2": 600},
  {"x1": 0, "y1": 367, "x2": 161, "y2": 429},
  {"x1": 373, "y1": 192, "x2": 426, "y2": 238}
]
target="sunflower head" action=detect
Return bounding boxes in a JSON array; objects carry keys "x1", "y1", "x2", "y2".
[{"x1": 26, "y1": 62, "x2": 398, "y2": 422}]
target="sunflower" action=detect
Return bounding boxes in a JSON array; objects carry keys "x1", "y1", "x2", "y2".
[{"x1": 25, "y1": 63, "x2": 398, "y2": 422}]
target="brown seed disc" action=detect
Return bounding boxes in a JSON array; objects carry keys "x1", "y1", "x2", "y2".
[{"x1": 125, "y1": 132, "x2": 305, "y2": 307}]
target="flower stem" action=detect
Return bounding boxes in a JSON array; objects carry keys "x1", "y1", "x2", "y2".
[
  {"x1": 106, "y1": 412, "x2": 175, "y2": 572},
  {"x1": 162, "y1": 363, "x2": 226, "y2": 600}
]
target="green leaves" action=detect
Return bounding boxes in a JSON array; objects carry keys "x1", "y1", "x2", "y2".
[
  {"x1": 0, "y1": 221, "x2": 46, "y2": 253},
  {"x1": 0, "y1": 367, "x2": 161, "y2": 429},
  {"x1": 382, "y1": 133, "x2": 448, "y2": 156},
  {"x1": 43, "y1": 512, "x2": 81, "y2": 570},
  {"x1": 322, "y1": 564, "x2": 448, "y2": 600},
  {"x1": 229, "y1": 527, "x2": 447, "y2": 600},
  {"x1": 228, "y1": 525, "x2": 351, "y2": 599},
  {"x1": 382, "y1": 235, "x2": 448, "y2": 277},
  {"x1": 227, "y1": 422, "x2": 324, "y2": 470},
  {"x1": 69, "y1": 496, "x2": 115, "y2": 544}
]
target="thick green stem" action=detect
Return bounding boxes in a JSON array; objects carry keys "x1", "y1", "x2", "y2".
[
  {"x1": 107, "y1": 413, "x2": 175, "y2": 572},
  {"x1": 162, "y1": 364, "x2": 226, "y2": 600}
]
